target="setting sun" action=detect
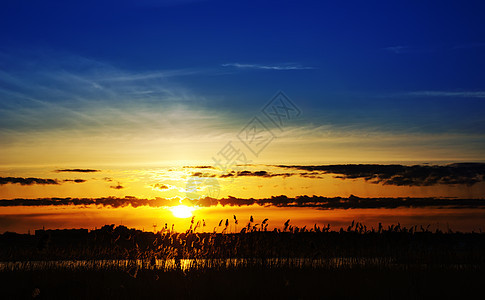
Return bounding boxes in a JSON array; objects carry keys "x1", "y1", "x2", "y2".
[{"x1": 170, "y1": 205, "x2": 195, "y2": 218}]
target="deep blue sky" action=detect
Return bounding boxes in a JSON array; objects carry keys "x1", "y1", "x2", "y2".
[
  {"x1": 2, "y1": 0, "x2": 485, "y2": 87},
  {"x1": 1, "y1": 0, "x2": 485, "y2": 164}
]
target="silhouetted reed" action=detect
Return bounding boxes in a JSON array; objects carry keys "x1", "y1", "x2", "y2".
[
  {"x1": 1, "y1": 218, "x2": 485, "y2": 299},
  {"x1": 1, "y1": 218, "x2": 484, "y2": 270}
]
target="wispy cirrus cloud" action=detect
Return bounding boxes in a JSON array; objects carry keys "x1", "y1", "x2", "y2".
[
  {"x1": 452, "y1": 42, "x2": 485, "y2": 50},
  {"x1": 385, "y1": 43, "x2": 485, "y2": 54},
  {"x1": 222, "y1": 63, "x2": 315, "y2": 70},
  {"x1": 407, "y1": 91, "x2": 485, "y2": 98},
  {"x1": 0, "y1": 50, "x2": 246, "y2": 165},
  {"x1": 96, "y1": 68, "x2": 203, "y2": 82},
  {"x1": 0, "y1": 50, "x2": 236, "y2": 137},
  {"x1": 133, "y1": 0, "x2": 210, "y2": 7},
  {"x1": 383, "y1": 45, "x2": 435, "y2": 54}
]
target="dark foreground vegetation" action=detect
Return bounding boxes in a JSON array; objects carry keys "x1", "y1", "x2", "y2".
[
  {"x1": 2, "y1": 266, "x2": 484, "y2": 299},
  {"x1": 1, "y1": 220, "x2": 484, "y2": 299}
]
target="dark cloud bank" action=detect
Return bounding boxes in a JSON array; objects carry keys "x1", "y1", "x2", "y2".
[
  {"x1": 275, "y1": 163, "x2": 485, "y2": 186},
  {"x1": 190, "y1": 163, "x2": 485, "y2": 186},
  {"x1": 0, "y1": 177, "x2": 86, "y2": 185},
  {"x1": 1, "y1": 195, "x2": 484, "y2": 209},
  {"x1": 110, "y1": 183, "x2": 124, "y2": 190},
  {"x1": 54, "y1": 169, "x2": 100, "y2": 173},
  {"x1": 0, "y1": 177, "x2": 59, "y2": 186},
  {"x1": 191, "y1": 171, "x2": 294, "y2": 178}
]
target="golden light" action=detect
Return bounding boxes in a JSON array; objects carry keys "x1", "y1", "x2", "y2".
[{"x1": 170, "y1": 205, "x2": 195, "y2": 218}]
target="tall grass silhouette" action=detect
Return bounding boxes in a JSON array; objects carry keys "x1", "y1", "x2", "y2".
[{"x1": 1, "y1": 218, "x2": 484, "y2": 299}]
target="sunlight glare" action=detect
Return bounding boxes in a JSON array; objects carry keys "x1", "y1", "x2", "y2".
[{"x1": 170, "y1": 205, "x2": 195, "y2": 218}]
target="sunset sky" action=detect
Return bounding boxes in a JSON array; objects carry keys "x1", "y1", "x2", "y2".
[{"x1": 1, "y1": 0, "x2": 485, "y2": 233}]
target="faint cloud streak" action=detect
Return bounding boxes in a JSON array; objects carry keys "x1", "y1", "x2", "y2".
[
  {"x1": 222, "y1": 63, "x2": 315, "y2": 70},
  {"x1": 407, "y1": 91, "x2": 485, "y2": 98}
]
